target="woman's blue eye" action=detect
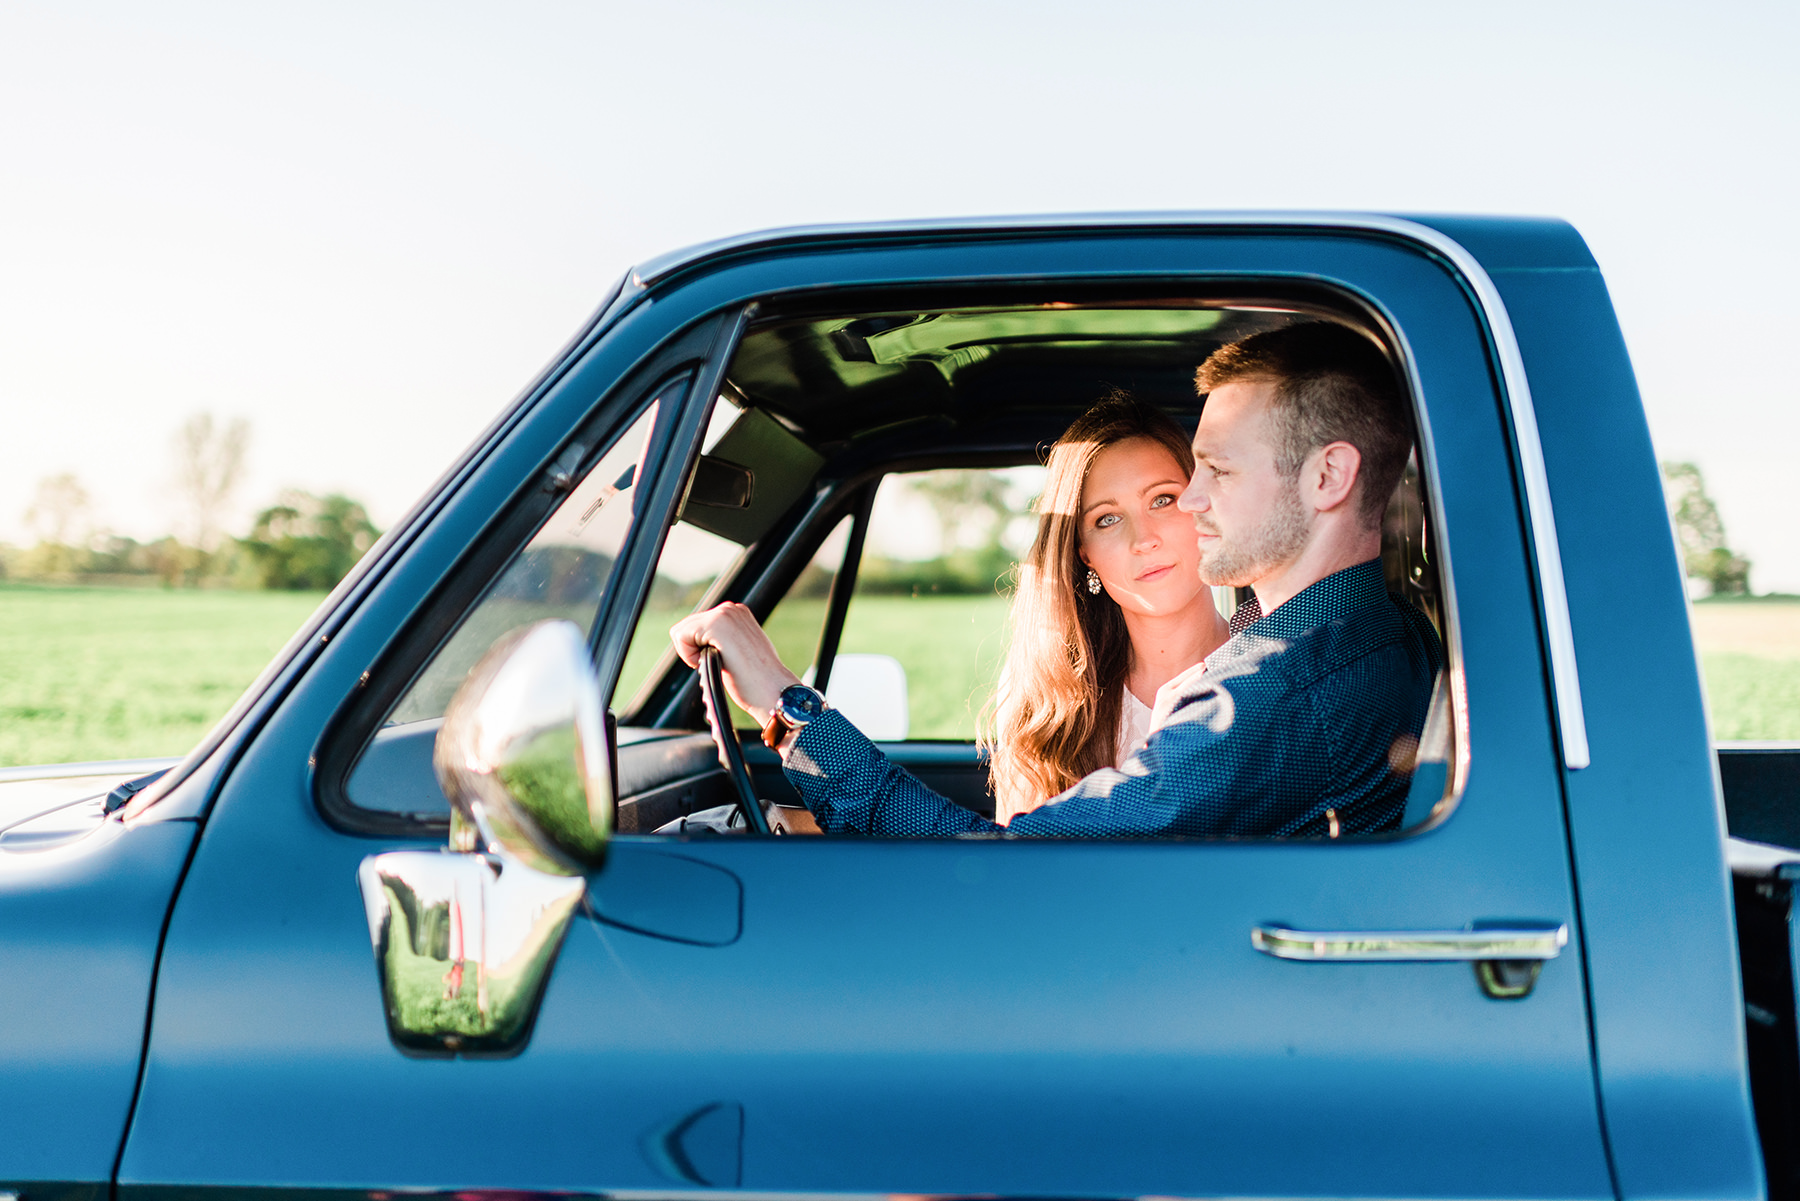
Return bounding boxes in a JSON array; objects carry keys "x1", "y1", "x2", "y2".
[
  {"x1": 1150, "y1": 494, "x2": 1174, "y2": 509},
  {"x1": 1095, "y1": 513, "x2": 1120, "y2": 529}
]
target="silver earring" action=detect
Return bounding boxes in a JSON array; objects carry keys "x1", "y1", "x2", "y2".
[{"x1": 1085, "y1": 568, "x2": 1102, "y2": 595}]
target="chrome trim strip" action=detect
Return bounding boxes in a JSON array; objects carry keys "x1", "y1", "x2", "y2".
[
  {"x1": 1416, "y1": 232, "x2": 1590, "y2": 771},
  {"x1": 634, "y1": 211, "x2": 1591, "y2": 770},
  {"x1": 1253, "y1": 922, "x2": 1568, "y2": 962}
]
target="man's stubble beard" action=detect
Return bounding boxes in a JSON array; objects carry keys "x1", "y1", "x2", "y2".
[{"x1": 1195, "y1": 476, "x2": 1311, "y2": 588}]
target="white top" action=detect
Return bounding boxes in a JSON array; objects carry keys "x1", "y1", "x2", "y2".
[{"x1": 1115, "y1": 688, "x2": 1154, "y2": 768}]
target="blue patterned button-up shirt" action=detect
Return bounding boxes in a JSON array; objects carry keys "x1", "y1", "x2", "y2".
[{"x1": 783, "y1": 558, "x2": 1442, "y2": 838}]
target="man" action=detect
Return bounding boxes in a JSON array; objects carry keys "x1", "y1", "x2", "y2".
[{"x1": 672, "y1": 322, "x2": 1441, "y2": 838}]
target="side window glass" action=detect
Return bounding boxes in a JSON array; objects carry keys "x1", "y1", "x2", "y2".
[
  {"x1": 614, "y1": 398, "x2": 753, "y2": 714},
  {"x1": 834, "y1": 467, "x2": 1042, "y2": 741},
  {"x1": 751, "y1": 517, "x2": 854, "y2": 728},
  {"x1": 345, "y1": 395, "x2": 668, "y2": 816},
  {"x1": 389, "y1": 400, "x2": 664, "y2": 724},
  {"x1": 617, "y1": 514, "x2": 853, "y2": 729},
  {"x1": 617, "y1": 396, "x2": 840, "y2": 724},
  {"x1": 615, "y1": 524, "x2": 745, "y2": 716}
]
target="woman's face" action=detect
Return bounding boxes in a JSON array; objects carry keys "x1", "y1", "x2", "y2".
[{"x1": 1076, "y1": 437, "x2": 1206, "y2": 618}]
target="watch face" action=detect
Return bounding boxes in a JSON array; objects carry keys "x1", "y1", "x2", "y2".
[{"x1": 781, "y1": 685, "x2": 825, "y2": 720}]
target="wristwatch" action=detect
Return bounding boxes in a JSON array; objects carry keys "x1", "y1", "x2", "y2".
[{"x1": 761, "y1": 683, "x2": 827, "y2": 750}]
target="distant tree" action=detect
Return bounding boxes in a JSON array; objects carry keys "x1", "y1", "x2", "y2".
[
  {"x1": 22, "y1": 473, "x2": 92, "y2": 576},
  {"x1": 145, "y1": 536, "x2": 197, "y2": 588},
  {"x1": 25, "y1": 473, "x2": 91, "y2": 546},
  {"x1": 173, "y1": 413, "x2": 250, "y2": 553},
  {"x1": 240, "y1": 491, "x2": 379, "y2": 590},
  {"x1": 909, "y1": 470, "x2": 1016, "y2": 554},
  {"x1": 1662, "y1": 461, "x2": 1751, "y2": 595}
]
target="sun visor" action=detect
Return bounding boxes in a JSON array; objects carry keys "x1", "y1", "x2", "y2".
[{"x1": 679, "y1": 407, "x2": 824, "y2": 545}]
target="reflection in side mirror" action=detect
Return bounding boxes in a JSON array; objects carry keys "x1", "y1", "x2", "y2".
[
  {"x1": 826, "y1": 653, "x2": 909, "y2": 741},
  {"x1": 433, "y1": 620, "x2": 614, "y2": 876},
  {"x1": 358, "y1": 619, "x2": 612, "y2": 1057},
  {"x1": 358, "y1": 850, "x2": 584, "y2": 1057}
]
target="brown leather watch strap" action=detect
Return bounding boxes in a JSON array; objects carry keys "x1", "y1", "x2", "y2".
[{"x1": 761, "y1": 709, "x2": 793, "y2": 751}]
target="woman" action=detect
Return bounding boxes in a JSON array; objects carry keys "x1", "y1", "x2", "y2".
[{"x1": 986, "y1": 395, "x2": 1229, "y2": 824}]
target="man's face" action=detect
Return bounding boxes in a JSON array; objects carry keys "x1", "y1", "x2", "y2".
[{"x1": 1177, "y1": 379, "x2": 1310, "y2": 587}]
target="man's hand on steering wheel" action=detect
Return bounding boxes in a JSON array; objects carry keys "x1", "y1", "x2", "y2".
[
  {"x1": 669, "y1": 602, "x2": 802, "y2": 726},
  {"x1": 670, "y1": 603, "x2": 803, "y2": 836}
]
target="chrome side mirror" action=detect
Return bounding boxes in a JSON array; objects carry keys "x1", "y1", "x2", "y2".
[
  {"x1": 358, "y1": 850, "x2": 584, "y2": 1055},
  {"x1": 434, "y1": 619, "x2": 614, "y2": 874},
  {"x1": 358, "y1": 620, "x2": 611, "y2": 1056}
]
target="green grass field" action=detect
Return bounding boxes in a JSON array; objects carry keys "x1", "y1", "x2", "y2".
[
  {"x1": 0, "y1": 584, "x2": 327, "y2": 766},
  {"x1": 2, "y1": 584, "x2": 1797, "y2": 767},
  {"x1": 618, "y1": 593, "x2": 1010, "y2": 739},
  {"x1": 1698, "y1": 654, "x2": 1800, "y2": 740}
]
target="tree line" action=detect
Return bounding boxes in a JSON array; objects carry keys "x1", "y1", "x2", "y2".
[
  {"x1": 860, "y1": 463, "x2": 1762, "y2": 599},
  {"x1": 0, "y1": 414, "x2": 378, "y2": 591},
  {"x1": 0, "y1": 418, "x2": 1757, "y2": 599}
]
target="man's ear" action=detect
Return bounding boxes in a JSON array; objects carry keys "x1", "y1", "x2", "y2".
[{"x1": 1303, "y1": 441, "x2": 1362, "y2": 514}]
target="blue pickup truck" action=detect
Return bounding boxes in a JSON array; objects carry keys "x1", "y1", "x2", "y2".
[{"x1": 3, "y1": 213, "x2": 1797, "y2": 1201}]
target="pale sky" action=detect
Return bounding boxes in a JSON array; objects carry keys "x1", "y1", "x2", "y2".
[{"x1": 3, "y1": 1, "x2": 1797, "y2": 587}]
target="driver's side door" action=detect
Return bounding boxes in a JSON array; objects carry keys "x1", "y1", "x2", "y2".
[{"x1": 119, "y1": 261, "x2": 1611, "y2": 1201}]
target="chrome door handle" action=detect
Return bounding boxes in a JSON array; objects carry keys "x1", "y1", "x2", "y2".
[
  {"x1": 1252, "y1": 923, "x2": 1567, "y2": 961},
  {"x1": 1251, "y1": 922, "x2": 1567, "y2": 999}
]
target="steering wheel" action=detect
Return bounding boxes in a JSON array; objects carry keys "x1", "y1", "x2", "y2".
[{"x1": 697, "y1": 647, "x2": 771, "y2": 835}]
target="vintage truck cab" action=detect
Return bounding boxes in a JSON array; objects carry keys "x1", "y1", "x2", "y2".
[{"x1": 3, "y1": 213, "x2": 1796, "y2": 1201}]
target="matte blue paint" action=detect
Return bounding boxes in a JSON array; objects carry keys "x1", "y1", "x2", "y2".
[
  {"x1": 120, "y1": 226, "x2": 1622, "y2": 1199},
  {"x1": 1484, "y1": 243, "x2": 1764, "y2": 1199},
  {"x1": 0, "y1": 818, "x2": 195, "y2": 1184},
  {"x1": 0, "y1": 214, "x2": 1736, "y2": 1201},
  {"x1": 588, "y1": 846, "x2": 742, "y2": 946}
]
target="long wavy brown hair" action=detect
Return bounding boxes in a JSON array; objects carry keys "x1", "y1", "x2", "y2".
[{"x1": 984, "y1": 395, "x2": 1197, "y2": 823}]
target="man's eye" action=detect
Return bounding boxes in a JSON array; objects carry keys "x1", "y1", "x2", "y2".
[
  {"x1": 1211, "y1": 466, "x2": 1228, "y2": 479},
  {"x1": 1095, "y1": 513, "x2": 1120, "y2": 529}
]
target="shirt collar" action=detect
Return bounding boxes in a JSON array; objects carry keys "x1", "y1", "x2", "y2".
[{"x1": 1242, "y1": 558, "x2": 1388, "y2": 642}]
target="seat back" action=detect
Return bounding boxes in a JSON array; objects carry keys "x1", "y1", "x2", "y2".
[{"x1": 1400, "y1": 670, "x2": 1452, "y2": 829}]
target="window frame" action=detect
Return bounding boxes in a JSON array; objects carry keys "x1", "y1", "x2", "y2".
[
  {"x1": 625, "y1": 283, "x2": 1467, "y2": 840},
  {"x1": 314, "y1": 307, "x2": 746, "y2": 839},
  {"x1": 320, "y1": 273, "x2": 1469, "y2": 844}
]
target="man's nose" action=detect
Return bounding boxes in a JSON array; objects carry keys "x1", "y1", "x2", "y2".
[{"x1": 1178, "y1": 474, "x2": 1209, "y2": 513}]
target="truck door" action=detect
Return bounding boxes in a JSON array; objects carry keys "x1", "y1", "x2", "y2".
[{"x1": 119, "y1": 229, "x2": 1616, "y2": 1201}]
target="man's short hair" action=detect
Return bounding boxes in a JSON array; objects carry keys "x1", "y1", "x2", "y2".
[{"x1": 1194, "y1": 322, "x2": 1413, "y2": 525}]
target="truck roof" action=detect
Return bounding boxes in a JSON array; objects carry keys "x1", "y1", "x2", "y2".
[{"x1": 632, "y1": 210, "x2": 1599, "y2": 287}]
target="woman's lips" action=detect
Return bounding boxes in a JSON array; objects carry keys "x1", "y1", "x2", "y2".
[{"x1": 1136, "y1": 563, "x2": 1175, "y2": 582}]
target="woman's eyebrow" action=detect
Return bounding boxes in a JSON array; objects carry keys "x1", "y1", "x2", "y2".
[{"x1": 1079, "y1": 495, "x2": 1118, "y2": 518}]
